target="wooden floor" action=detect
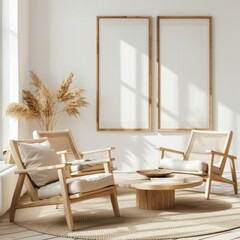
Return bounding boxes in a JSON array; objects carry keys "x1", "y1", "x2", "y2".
[{"x1": 1, "y1": 174, "x2": 240, "y2": 240}]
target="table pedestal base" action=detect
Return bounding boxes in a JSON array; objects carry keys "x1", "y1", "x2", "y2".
[{"x1": 136, "y1": 189, "x2": 175, "y2": 210}]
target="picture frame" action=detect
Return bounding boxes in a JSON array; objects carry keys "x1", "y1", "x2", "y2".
[
  {"x1": 157, "y1": 16, "x2": 212, "y2": 131},
  {"x1": 97, "y1": 16, "x2": 152, "y2": 131}
]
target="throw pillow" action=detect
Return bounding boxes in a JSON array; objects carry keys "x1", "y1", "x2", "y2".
[{"x1": 18, "y1": 141, "x2": 61, "y2": 187}]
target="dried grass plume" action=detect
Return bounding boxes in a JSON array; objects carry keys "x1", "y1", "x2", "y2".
[{"x1": 5, "y1": 72, "x2": 88, "y2": 131}]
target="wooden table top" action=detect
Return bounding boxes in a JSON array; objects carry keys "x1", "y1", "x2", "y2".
[{"x1": 114, "y1": 172, "x2": 203, "y2": 191}]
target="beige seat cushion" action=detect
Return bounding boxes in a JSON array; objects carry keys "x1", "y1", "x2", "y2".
[
  {"x1": 18, "y1": 141, "x2": 62, "y2": 187},
  {"x1": 38, "y1": 173, "x2": 114, "y2": 199},
  {"x1": 159, "y1": 158, "x2": 220, "y2": 174}
]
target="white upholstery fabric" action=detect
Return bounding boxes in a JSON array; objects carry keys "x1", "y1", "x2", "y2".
[
  {"x1": 0, "y1": 163, "x2": 14, "y2": 173},
  {"x1": 159, "y1": 158, "x2": 208, "y2": 172},
  {"x1": 18, "y1": 141, "x2": 62, "y2": 187},
  {"x1": 38, "y1": 173, "x2": 114, "y2": 199},
  {"x1": 159, "y1": 158, "x2": 220, "y2": 174},
  {"x1": 0, "y1": 164, "x2": 26, "y2": 216}
]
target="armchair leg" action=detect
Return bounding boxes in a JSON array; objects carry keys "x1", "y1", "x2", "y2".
[
  {"x1": 205, "y1": 177, "x2": 212, "y2": 200},
  {"x1": 10, "y1": 174, "x2": 25, "y2": 221},
  {"x1": 58, "y1": 169, "x2": 74, "y2": 231},
  {"x1": 233, "y1": 182, "x2": 238, "y2": 194},
  {"x1": 230, "y1": 159, "x2": 238, "y2": 194},
  {"x1": 110, "y1": 187, "x2": 120, "y2": 217}
]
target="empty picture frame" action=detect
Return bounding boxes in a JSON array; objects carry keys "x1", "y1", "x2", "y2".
[
  {"x1": 157, "y1": 16, "x2": 212, "y2": 131},
  {"x1": 97, "y1": 16, "x2": 152, "y2": 131}
]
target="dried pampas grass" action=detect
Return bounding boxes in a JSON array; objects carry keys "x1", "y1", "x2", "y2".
[
  {"x1": 5, "y1": 72, "x2": 88, "y2": 131},
  {"x1": 56, "y1": 73, "x2": 73, "y2": 101}
]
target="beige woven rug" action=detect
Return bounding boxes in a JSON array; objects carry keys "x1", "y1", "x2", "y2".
[{"x1": 14, "y1": 189, "x2": 240, "y2": 239}]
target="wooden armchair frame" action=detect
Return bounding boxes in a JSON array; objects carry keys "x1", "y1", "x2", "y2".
[
  {"x1": 157, "y1": 130, "x2": 238, "y2": 199},
  {"x1": 9, "y1": 138, "x2": 120, "y2": 231},
  {"x1": 33, "y1": 129, "x2": 115, "y2": 176}
]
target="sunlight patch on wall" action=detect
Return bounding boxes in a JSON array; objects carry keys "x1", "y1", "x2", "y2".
[
  {"x1": 120, "y1": 40, "x2": 137, "y2": 127},
  {"x1": 161, "y1": 64, "x2": 179, "y2": 124},
  {"x1": 161, "y1": 64, "x2": 209, "y2": 128},
  {"x1": 217, "y1": 102, "x2": 234, "y2": 129}
]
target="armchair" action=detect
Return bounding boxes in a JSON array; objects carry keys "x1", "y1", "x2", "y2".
[
  {"x1": 157, "y1": 130, "x2": 238, "y2": 199},
  {"x1": 33, "y1": 129, "x2": 115, "y2": 176},
  {"x1": 9, "y1": 138, "x2": 120, "y2": 231}
]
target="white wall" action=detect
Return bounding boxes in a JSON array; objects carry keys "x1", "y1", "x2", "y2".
[{"x1": 29, "y1": 0, "x2": 240, "y2": 171}]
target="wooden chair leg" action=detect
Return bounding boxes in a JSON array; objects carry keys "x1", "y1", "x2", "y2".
[
  {"x1": 58, "y1": 169, "x2": 74, "y2": 231},
  {"x1": 205, "y1": 177, "x2": 212, "y2": 200},
  {"x1": 110, "y1": 187, "x2": 120, "y2": 217},
  {"x1": 230, "y1": 159, "x2": 238, "y2": 194},
  {"x1": 10, "y1": 174, "x2": 25, "y2": 221}
]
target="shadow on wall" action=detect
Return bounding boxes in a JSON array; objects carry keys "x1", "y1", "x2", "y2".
[{"x1": 107, "y1": 131, "x2": 190, "y2": 172}]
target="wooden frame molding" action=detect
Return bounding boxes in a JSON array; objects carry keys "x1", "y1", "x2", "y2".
[
  {"x1": 157, "y1": 16, "x2": 213, "y2": 131},
  {"x1": 97, "y1": 16, "x2": 152, "y2": 131}
]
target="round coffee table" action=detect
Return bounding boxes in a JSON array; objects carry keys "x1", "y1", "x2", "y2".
[{"x1": 114, "y1": 172, "x2": 203, "y2": 210}]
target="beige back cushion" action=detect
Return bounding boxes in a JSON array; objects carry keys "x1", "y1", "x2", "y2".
[{"x1": 18, "y1": 141, "x2": 61, "y2": 187}]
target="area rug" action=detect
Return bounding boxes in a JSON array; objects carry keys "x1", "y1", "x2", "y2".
[{"x1": 14, "y1": 188, "x2": 240, "y2": 239}]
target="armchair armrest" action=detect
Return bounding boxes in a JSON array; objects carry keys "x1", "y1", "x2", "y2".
[
  {"x1": 56, "y1": 150, "x2": 68, "y2": 155},
  {"x1": 70, "y1": 158, "x2": 115, "y2": 166},
  {"x1": 206, "y1": 150, "x2": 237, "y2": 160},
  {"x1": 56, "y1": 148, "x2": 116, "y2": 174},
  {"x1": 79, "y1": 148, "x2": 115, "y2": 173},
  {"x1": 156, "y1": 147, "x2": 185, "y2": 159},
  {"x1": 79, "y1": 147, "x2": 115, "y2": 156},
  {"x1": 14, "y1": 164, "x2": 66, "y2": 174},
  {"x1": 207, "y1": 150, "x2": 237, "y2": 177}
]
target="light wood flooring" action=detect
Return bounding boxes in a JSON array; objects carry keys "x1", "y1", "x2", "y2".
[{"x1": 1, "y1": 174, "x2": 240, "y2": 240}]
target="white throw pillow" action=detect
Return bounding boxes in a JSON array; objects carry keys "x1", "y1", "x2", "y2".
[{"x1": 18, "y1": 141, "x2": 61, "y2": 187}]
